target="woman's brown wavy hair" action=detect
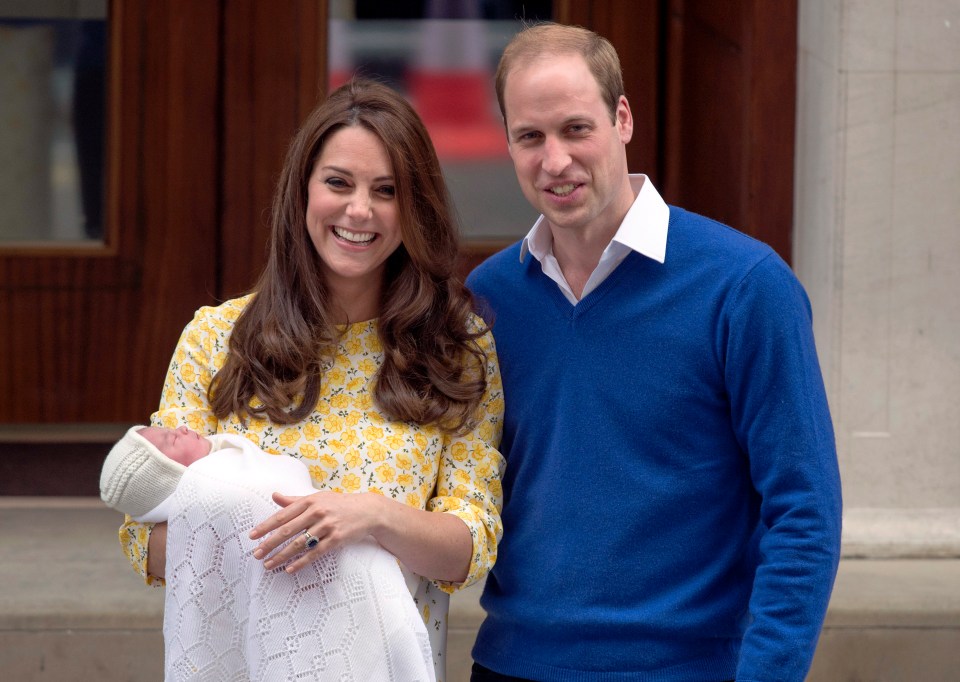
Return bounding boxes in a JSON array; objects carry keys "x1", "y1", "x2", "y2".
[{"x1": 209, "y1": 78, "x2": 488, "y2": 434}]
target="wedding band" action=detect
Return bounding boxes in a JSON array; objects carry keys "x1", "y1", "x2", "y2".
[{"x1": 303, "y1": 530, "x2": 320, "y2": 550}]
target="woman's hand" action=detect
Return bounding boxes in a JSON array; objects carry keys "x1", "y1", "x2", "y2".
[
  {"x1": 248, "y1": 490, "x2": 473, "y2": 582},
  {"x1": 249, "y1": 491, "x2": 382, "y2": 573},
  {"x1": 147, "y1": 521, "x2": 168, "y2": 580}
]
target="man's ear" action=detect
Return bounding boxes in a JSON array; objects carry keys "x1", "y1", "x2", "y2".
[{"x1": 616, "y1": 96, "x2": 634, "y2": 145}]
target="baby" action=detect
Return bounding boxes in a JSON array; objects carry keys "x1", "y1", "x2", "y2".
[
  {"x1": 100, "y1": 425, "x2": 218, "y2": 521},
  {"x1": 100, "y1": 425, "x2": 436, "y2": 681}
]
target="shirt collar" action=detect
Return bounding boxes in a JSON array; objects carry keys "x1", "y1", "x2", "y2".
[{"x1": 519, "y1": 174, "x2": 669, "y2": 264}]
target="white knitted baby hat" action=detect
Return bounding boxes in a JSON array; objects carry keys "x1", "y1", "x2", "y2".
[{"x1": 100, "y1": 425, "x2": 187, "y2": 517}]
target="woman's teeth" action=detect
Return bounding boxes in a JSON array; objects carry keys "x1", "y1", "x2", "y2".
[
  {"x1": 333, "y1": 226, "x2": 376, "y2": 244},
  {"x1": 549, "y1": 184, "x2": 576, "y2": 197}
]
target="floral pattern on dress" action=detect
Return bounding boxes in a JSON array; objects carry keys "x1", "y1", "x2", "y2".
[{"x1": 119, "y1": 294, "x2": 505, "y2": 597}]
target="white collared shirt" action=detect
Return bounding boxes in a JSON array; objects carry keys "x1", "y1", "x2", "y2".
[{"x1": 519, "y1": 174, "x2": 669, "y2": 305}]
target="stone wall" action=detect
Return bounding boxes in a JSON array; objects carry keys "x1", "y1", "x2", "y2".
[{"x1": 794, "y1": 0, "x2": 960, "y2": 556}]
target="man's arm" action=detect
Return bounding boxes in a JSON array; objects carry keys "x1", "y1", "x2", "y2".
[{"x1": 725, "y1": 255, "x2": 843, "y2": 682}]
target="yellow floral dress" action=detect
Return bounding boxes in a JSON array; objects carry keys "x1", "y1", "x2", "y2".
[{"x1": 119, "y1": 294, "x2": 505, "y2": 599}]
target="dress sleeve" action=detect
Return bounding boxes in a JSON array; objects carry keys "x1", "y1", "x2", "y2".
[
  {"x1": 428, "y1": 326, "x2": 506, "y2": 593},
  {"x1": 118, "y1": 304, "x2": 228, "y2": 585}
]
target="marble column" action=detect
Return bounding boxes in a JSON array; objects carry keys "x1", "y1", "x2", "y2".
[{"x1": 794, "y1": 0, "x2": 960, "y2": 556}]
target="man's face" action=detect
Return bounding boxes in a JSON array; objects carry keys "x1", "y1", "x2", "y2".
[{"x1": 502, "y1": 52, "x2": 634, "y2": 239}]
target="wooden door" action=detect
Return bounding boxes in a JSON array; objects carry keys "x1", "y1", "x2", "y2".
[
  {"x1": 0, "y1": 1, "x2": 221, "y2": 426},
  {"x1": 0, "y1": 0, "x2": 326, "y2": 494},
  {"x1": 660, "y1": 0, "x2": 798, "y2": 261}
]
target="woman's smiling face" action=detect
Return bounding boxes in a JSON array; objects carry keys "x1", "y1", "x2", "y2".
[{"x1": 305, "y1": 125, "x2": 403, "y2": 309}]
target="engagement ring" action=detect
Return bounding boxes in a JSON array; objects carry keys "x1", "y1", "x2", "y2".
[{"x1": 303, "y1": 530, "x2": 320, "y2": 550}]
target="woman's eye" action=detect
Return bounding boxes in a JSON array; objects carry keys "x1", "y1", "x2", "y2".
[
  {"x1": 377, "y1": 186, "x2": 396, "y2": 197},
  {"x1": 325, "y1": 177, "x2": 348, "y2": 189}
]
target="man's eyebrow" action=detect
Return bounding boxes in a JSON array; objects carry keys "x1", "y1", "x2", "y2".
[
  {"x1": 510, "y1": 115, "x2": 593, "y2": 134},
  {"x1": 559, "y1": 114, "x2": 593, "y2": 126},
  {"x1": 507, "y1": 123, "x2": 537, "y2": 137}
]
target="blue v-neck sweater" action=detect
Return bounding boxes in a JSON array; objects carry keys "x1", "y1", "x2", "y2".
[{"x1": 467, "y1": 207, "x2": 842, "y2": 682}]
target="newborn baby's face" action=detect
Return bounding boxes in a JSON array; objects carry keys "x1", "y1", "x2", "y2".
[{"x1": 140, "y1": 426, "x2": 212, "y2": 466}]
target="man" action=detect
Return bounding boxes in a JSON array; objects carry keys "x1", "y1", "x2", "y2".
[{"x1": 466, "y1": 22, "x2": 842, "y2": 682}]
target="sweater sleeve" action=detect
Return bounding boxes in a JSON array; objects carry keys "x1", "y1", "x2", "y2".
[
  {"x1": 429, "y1": 326, "x2": 505, "y2": 593},
  {"x1": 722, "y1": 254, "x2": 843, "y2": 682},
  {"x1": 118, "y1": 302, "x2": 231, "y2": 585}
]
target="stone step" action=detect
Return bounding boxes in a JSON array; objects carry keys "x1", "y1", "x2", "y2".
[{"x1": 1, "y1": 498, "x2": 958, "y2": 681}]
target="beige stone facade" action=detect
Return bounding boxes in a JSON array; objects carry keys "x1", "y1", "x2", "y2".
[{"x1": 795, "y1": 0, "x2": 960, "y2": 557}]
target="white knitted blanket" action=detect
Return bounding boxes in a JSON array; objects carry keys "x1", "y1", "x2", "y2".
[{"x1": 162, "y1": 442, "x2": 436, "y2": 681}]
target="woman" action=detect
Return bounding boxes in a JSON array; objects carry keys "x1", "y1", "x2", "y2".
[{"x1": 119, "y1": 79, "x2": 505, "y2": 680}]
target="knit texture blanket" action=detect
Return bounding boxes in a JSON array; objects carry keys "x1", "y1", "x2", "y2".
[{"x1": 162, "y1": 445, "x2": 436, "y2": 681}]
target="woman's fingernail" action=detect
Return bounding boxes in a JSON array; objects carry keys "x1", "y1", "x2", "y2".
[
  {"x1": 264, "y1": 560, "x2": 274, "y2": 569},
  {"x1": 253, "y1": 549, "x2": 263, "y2": 560}
]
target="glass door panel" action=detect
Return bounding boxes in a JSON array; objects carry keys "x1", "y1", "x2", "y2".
[{"x1": 0, "y1": 0, "x2": 108, "y2": 244}]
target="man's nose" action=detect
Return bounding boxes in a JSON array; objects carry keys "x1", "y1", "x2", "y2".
[{"x1": 541, "y1": 137, "x2": 572, "y2": 175}]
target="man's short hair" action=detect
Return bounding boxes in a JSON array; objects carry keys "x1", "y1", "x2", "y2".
[{"x1": 495, "y1": 22, "x2": 625, "y2": 124}]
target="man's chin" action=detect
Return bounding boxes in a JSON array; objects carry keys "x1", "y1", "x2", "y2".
[{"x1": 541, "y1": 209, "x2": 587, "y2": 234}]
